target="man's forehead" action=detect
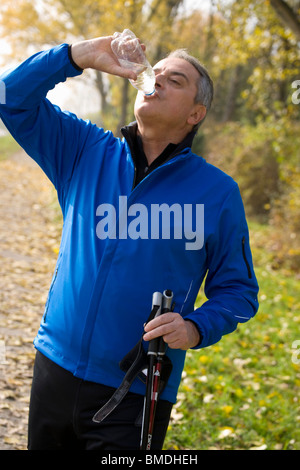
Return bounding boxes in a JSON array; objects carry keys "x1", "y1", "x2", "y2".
[
  {"x1": 153, "y1": 57, "x2": 199, "y2": 82},
  {"x1": 154, "y1": 57, "x2": 187, "y2": 71}
]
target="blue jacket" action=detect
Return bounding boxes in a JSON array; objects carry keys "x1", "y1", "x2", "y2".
[{"x1": 0, "y1": 44, "x2": 259, "y2": 403}]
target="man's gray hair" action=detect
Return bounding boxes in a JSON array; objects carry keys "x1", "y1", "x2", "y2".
[{"x1": 167, "y1": 49, "x2": 214, "y2": 131}]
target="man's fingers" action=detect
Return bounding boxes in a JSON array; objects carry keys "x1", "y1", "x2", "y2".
[
  {"x1": 143, "y1": 313, "x2": 200, "y2": 350},
  {"x1": 143, "y1": 325, "x2": 168, "y2": 342},
  {"x1": 111, "y1": 65, "x2": 138, "y2": 80},
  {"x1": 143, "y1": 312, "x2": 180, "y2": 342}
]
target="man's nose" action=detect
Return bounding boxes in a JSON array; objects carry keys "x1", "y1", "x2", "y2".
[{"x1": 155, "y1": 73, "x2": 165, "y2": 88}]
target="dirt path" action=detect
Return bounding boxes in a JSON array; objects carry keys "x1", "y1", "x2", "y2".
[{"x1": 0, "y1": 149, "x2": 61, "y2": 450}]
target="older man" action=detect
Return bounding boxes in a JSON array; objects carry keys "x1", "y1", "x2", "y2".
[{"x1": 0, "y1": 35, "x2": 259, "y2": 450}]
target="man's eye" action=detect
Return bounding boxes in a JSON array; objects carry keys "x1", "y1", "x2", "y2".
[{"x1": 170, "y1": 78, "x2": 180, "y2": 85}]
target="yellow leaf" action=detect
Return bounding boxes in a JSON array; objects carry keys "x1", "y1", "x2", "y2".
[
  {"x1": 234, "y1": 388, "x2": 244, "y2": 398},
  {"x1": 221, "y1": 405, "x2": 233, "y2": 415},
  {"x1": 199, "y1": 355, "x2": 210, "y2": 364}
]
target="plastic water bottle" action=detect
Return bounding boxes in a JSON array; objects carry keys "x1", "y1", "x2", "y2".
[{"x1": 111, "y1": 29, "x2": 155, "y2": 96}]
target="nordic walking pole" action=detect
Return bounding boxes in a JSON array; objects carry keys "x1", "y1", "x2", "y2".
[
  {"x1": 145, "y1": 290, "x2": 174, "y2": 450},
  {"x1": 157, "y1": 290, "x2": 174, "y2": 359},
  {"x1": 140, "y1": 292, "x2": 162, "y2": 450}
]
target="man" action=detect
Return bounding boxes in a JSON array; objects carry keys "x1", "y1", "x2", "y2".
[{"x1": 0, "y1": 35, "x2": 259, "y2": 450}]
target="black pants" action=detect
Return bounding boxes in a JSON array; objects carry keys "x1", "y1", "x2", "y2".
[{"x1": 28, "y1": 351, "x2": 173, "y2": 450}]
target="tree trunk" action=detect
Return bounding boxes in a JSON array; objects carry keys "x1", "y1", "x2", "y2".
[
  {"x1": 221, "y1": 65, "x2": 243, "y2": 122},
  {"x1": 270, "y1": 0, "x2": 300, "y2": 41},
  {"x1": 94, "y1": 71, "x2": 109, "y2": 114},
  {"x1": 115, "y1": 78, "x2": 130, "y2": 136}
]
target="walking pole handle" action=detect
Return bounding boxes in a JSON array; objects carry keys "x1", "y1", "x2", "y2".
[
  {"x1": 162, "y1": 290, "x2": 173, "y2": 313},
  {"x1": 157, "y1": 290, "x2": 174, "y2": 355},
  {"x1": 147, "y1": 292, "x2": 162, "y2": 356}
]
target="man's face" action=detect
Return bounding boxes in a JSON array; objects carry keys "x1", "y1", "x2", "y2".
[{"x1": 134, "y1": 57, "x2": 205, "y2": 134}]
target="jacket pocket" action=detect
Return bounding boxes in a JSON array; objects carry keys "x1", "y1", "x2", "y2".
[
  {"x1": 242, "y1": 236, "x2": 252, "y2": 279},
  {"x1": 43, "y1": 255, "x2": 61, "y2": 322}
]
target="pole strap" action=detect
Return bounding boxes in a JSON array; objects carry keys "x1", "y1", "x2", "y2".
[{"x1": 92, "y1": 305, "x2": 160, "y2": 424}]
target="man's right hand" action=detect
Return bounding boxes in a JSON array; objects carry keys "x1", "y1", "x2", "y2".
[{"x1": 70, "y1": 37, "x2": 139, "y2": 80}]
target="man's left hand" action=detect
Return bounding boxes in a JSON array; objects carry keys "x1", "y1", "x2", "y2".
[{"x1": 143, "y1": 312, "x2": 200, "y2": 350}]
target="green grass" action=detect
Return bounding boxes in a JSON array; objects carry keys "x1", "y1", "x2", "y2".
[
  {"x1": 0, "y1": 134, "x2": 21, "y2": 161},
  {"x1": 165, "y1": 222, "x2": 300, "y2": 450}
]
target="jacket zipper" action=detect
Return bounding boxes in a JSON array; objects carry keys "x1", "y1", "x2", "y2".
[
  {"x1": 131, "y1": 165, "x2": 137, "y2": 191},
  {"x1": 130, "y1": 149, "x2": 191, "y2": 193},
  {"x1": 242, "y1": 236, "x2": 252, "y2": 279}
]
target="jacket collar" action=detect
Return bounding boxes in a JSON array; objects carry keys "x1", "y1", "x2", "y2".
[
  {"x1": 121, "y1": 122, "x2": 196, "y2": 188},
  {"x1": 121, "y1": 121, "x2": 196, "y2": 157}
]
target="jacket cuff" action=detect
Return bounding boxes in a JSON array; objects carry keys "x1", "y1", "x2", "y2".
[{"x1": 68, "y1": 45, "x2": 84, "y2": 72}]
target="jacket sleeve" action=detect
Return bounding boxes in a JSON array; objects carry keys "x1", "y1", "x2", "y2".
[
  {"x1": 0, "y1": 44, "x2": 93, "y2": 199},
  {"x1": 185, "y1": 183, "x2": 259, "y2": 349}
]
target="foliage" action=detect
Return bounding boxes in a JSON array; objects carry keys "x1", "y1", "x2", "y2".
[
  {"x1": 198, "y1": 111, "x2": 300, "y2": 271},
  {"x1": 202, "y1": 117, "x2": 294, "y2": 213}
]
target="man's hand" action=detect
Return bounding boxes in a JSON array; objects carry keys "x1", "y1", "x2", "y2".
[
  {"x1": 70, "y1": 37, "x2": 140, "y2": 80},
  {"x1": 143, "y1": 312, "x2": 201, "y2": 350}
]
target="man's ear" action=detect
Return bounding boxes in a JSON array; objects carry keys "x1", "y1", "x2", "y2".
[{"x1": 187, "y1": 104, "x2": 207, "y2": 127}]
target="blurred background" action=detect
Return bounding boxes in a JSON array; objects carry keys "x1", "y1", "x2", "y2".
[{"x1": 0, "y1": 0, "x2": 299, "y2": 450}]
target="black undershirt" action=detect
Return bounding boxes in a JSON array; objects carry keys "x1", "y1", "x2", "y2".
[{"x1": 121, "y1": 122, "x2": 195, "y2": 188}]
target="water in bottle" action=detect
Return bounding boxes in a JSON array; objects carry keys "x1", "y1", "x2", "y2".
[{"x1": 111, "y1": 29, "x2": 155, "y2": 95}]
